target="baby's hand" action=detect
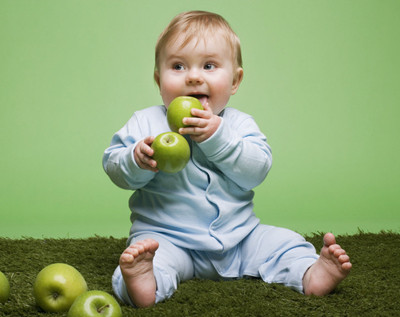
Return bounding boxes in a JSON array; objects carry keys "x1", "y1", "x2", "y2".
[
  {"x1": 134, "y1": 136, "x2": 158, "y2": 172},
  {"x1": 179, "y1": 102, "x2": 221, "y2": 143}
]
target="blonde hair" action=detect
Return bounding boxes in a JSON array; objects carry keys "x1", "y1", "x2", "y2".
[{"x1": 155, "y1": 11, "x2": 242, "y2": 72}]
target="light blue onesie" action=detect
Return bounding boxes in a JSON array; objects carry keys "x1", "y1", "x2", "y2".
[{"x1": 103, "y1": 105, "x2": 319, "y2": 306}]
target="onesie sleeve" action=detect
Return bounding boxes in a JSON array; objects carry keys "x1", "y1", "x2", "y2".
[
  {"x1": 102, "y1": 113, "x2": 156, "y2": 190},
  {"x1": 197, "y1": 109, "x2": 272, "y2": 191}
]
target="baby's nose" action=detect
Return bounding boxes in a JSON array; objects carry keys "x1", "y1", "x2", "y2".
[{"x1": 186, "y1": 69, "x2": 204, "y2": 85}]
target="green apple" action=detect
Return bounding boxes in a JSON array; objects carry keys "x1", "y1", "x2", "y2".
[
  {"x1": 0, "y1": 271, "x2": 10, "y2": 303},
  {"x1": 151, "y1": 132, "x2": 190, "y2": 173},
  {"x1": 167, "y1": 96, "x2": 204, "y2": 133},
  {"x1": 68, "y1": 290, "x2": 122, "y2": 317},
  {"x1": 33, "y1": 263, "x2": 88, "y2": 313}
]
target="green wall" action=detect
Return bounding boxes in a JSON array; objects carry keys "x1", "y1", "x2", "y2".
[{"x1": 1, "y1": 0, "x2": 399, "y2": 238}]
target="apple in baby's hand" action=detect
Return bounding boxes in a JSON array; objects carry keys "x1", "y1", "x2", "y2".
[
  {"x1": 0, "y1": 271, "x2": 10, "y2": 303},
  {"x1": 167, "y1": 96, "x2": 204, "y2": 133},
  {"x1": 33, "y1": 263, "x2": 88, "y2": 312},
  {"x1": 68, "y1": 290, "x2": 122, "y2": 317},
  {"x1": 151, "y1": 132, "x2": 190, "y2": 173}
]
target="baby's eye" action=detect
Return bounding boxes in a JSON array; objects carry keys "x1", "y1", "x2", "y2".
[
  {"x1": 204, "y1": 63, "x2": 216, "y2": 70},
  {"x1": 173, "y1": 63, "x2": 184, "y2": 71}
]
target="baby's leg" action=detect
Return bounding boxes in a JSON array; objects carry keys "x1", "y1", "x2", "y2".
[
  {"x1": 302, "y1": 233, "x2": 352, "y2": 296},
  {"x1": 240, "y1": 225, "x2": 320, "y2": 292},
  {"x1": 119, "y1": 239, "x2": 159, "y2": 308},
  {"x1": 113, "y1": 234, "x2": 194, "y2": 308}
]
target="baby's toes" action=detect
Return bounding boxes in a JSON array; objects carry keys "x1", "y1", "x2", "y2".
[
  {"x1": 132, "y1": 243, "x2": 146, "y2": 254},
  {"x1": 342, "y1": 261, "x2": 352, "y2": 270},
  {"x1": 121, "y1": 246, "x2": 140, "y2": 261},
  {"x1": 333, "y1": 248, "x2": 346, "y2": 258},
  {"x1": 338, "y1": 254, "x2": 350, "y2": 264},
  {"x1": 120, "y1": 253, "x2": 134, "y2": 264},
  {"x1": 328, "y1": 243, "x2": 341, "y2": 253}
]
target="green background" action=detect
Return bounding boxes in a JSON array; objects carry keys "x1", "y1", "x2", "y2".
[{"x1": 1, "y1": 0, "x2": 399, "y2": 238}]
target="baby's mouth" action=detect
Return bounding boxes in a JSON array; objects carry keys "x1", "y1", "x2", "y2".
[{"x1": 189, "y1": 94, "x2": 208, "y2": 106}]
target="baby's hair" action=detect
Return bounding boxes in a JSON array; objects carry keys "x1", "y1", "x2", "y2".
[{"x1": 155, "y1": 11, "x2": 242, "y2": 72}]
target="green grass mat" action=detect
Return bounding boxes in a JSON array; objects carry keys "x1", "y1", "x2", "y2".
[{"x1": 1, "y1": 232, "x2": 399, "y2": 316}]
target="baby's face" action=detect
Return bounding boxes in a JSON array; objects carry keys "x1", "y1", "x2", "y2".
[{"x1": 155, "y1": 33, "x2": 243, "y2": 115}]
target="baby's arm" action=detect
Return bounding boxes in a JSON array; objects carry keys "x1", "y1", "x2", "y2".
[
  {"x1": 103, "y1": 113, "x2": 157, "y2": 190},
  {"x1": 197, "y1": 110, "x2": 272, "y2": 191}
]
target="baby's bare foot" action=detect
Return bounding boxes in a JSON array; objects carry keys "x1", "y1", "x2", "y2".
[
  {"x1": 303, "y1": 233, "x2": 352, "y2": 296},
  {"x1": 120, "y1": 239, "x2": 159, "y2": 307}
]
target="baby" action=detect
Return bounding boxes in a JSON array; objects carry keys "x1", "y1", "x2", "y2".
[{"x1": 103, "y1": 10, "x2": 351, "y2": 308}]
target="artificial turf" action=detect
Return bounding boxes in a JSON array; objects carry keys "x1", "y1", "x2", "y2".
[{"x1": 0, "y1": 231, "x2": 399, "y2": 316}]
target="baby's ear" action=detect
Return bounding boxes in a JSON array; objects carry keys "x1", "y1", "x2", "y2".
[
  {"x1": 231, "y1": 67, "x2": 244, "y2": 95},
  {"x1": 154, "y1": 71, "x2": 161, "y2": 88}
]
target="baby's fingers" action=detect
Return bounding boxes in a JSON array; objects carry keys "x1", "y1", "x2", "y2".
[
  {"x1": 140, "y1": 151, "x2": 157, "y2": 167},
  {"x1": 135, "y1": 137, "x2": 158, "y2": 172},
  {"x1": 191, "y1": 107, "x2": 212, "y2": 119},
  {"x1": 141, "y1": 142, "x2": 154, "y2": 157},
  {"x1": 143, "y1": 136, "x2": 155, "y2": 147},
  {"x1": 201, "y1": 101, "x2": 211, "y2": 112},
  {"x1": 182, "y1": 117, "x2": 207, "y2": 128}
]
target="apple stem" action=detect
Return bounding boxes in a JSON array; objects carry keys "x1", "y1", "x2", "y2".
[
  {"x1": 98, "y1": 304, "x2": 110, "y2": 313},
  {"x1": 52, "y1": 292, "x2": 59, "y2": 300}
]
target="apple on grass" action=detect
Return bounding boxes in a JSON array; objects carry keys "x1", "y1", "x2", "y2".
[
  {"x1": 33, "y1": 263, "x2": 87, "y2": 313},
  {"x1": 167, "y1": 96, "x2": 204, "y2": 133},
  {"x1": 0, "y1": 271, "x2": 10, "y2": 303},
  {"x1": 68, "y1": 290, "x2": 122, "y2": 317},
  {"x1": 151, "y1": 132, "x2": 190, "y2": 173}
]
